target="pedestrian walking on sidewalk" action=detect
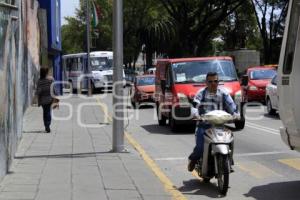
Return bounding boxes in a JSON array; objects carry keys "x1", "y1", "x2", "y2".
[{"x1": 36, "y1": 67, "x2": 57, "y2": 133}]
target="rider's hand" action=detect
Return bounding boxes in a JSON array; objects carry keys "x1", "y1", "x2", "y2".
[
  {"x1": 192, "y1": 115, "x2": 202, "y2": 121},
  {"x1": 233, "y1": 113, "x2": 241, "y2": 120}
]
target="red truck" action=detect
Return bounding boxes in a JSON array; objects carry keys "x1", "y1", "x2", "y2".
[{"x1": 155, "y1": 56, "x2": 245, "y2": 132}]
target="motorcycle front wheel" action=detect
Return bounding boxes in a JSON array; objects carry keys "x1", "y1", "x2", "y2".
[{"x1": 217, "y1": 154, "x2": 230, "y2": 195}]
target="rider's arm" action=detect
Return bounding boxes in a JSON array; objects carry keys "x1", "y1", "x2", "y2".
[
  {"x1": 223, "y1": 93, "x2": 238, "y2": 115},
  {"x1": 191, "y1": 89, "x2": 205, "y2": 117}
]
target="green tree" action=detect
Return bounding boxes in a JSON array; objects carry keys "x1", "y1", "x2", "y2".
[
  {"x1": 123, "y1": 0, "x2": 174, "y2": 69},
  {"x1": 158, "y1": 0, "x2": 245, "y2": 57},
  {"x1": 61, "y1": 17, "x2": 85, "y2": 54},
  {"x1": 251, "y1": 0, "x2": 289, "y2": 64},
  {"x1": 61, "y1": 0, "x2": 113, "y2": 54},
  {"x1": 219, "y1": 0, "x2": 261, "y2": 51}
]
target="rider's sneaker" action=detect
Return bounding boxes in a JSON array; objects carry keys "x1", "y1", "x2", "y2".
[{"x1": 188, "y1": 160, "x2": 196, "y2": 172}]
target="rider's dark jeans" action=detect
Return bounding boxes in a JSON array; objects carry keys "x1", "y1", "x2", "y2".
[
  {"x1": 42, "y1": 104, "x2": 52, "y2": 129},
  {"x1": 188, "y1": 123, "x2": 212, "y2": 161}
]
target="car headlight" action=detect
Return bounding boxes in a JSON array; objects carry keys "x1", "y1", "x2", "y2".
[
  {"x1": 177, "y1": 93, "x2": 189, "y2": 105},
  {"x1": 249, "y1": 86, "x2": 258, "y2": 91}
]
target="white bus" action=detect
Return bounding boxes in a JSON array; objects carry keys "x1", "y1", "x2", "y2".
[
  {"x1": 62, "y1": 53, "x2": 87, "y2": 92},
  {"x1": 62, "y1": 51, "x2": 125, "y2": 93},
  {"x1": 90, "y1": 51, "x2": 126, "y2": 90},
  {"x1": 278, "y1": 0, "x2": 300, "y2": 151}
]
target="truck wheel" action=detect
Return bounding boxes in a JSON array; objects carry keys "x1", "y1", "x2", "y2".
[
  {"x1": 91, "y1": 82, "x2": 95, "y2": 94},
  {"x1": 157, "y1": 105, "x2": 166, "y2": 126},
  {"x1": 169, "y1": 115, "x2": 179, "y2": 132}
]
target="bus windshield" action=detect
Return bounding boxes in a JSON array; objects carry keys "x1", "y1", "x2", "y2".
[
  {"x1": 90, "y1": 57, "x2": 112, "y2": 71},
  {"x1": 171, "y1": 60, "x2": 238, "y2": 83}
]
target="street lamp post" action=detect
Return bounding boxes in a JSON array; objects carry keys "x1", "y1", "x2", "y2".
[
  {"x1": 112, "y1": 0, "x2": 125, "y2": 152},
  {"x1": 86, "y1": 0, "x2": 92, "y2": 96}
]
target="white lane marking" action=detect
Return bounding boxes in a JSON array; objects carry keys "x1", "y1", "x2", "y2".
[
  {"x1": 246, "y1": 122, "x2": 280, "y2": 133},
  {"x1": 155, "y1": 157, "x2": 186, "y2": 161},
  {"x1": 236, "y1": 151, "x2": 291, "y2": 157},
  {"x1": 246, "y1": 124, "x2": 280, "y2": 135},
  {"x1": 155, "y1": 151, "x2": 291, "y2": 161}
]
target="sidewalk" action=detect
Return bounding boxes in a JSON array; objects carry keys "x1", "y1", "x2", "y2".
[{"x1": 0, "y1": 97, "x2": 172, "y2": 200}]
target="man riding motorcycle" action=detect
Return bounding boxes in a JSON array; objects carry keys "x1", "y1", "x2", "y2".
[{"x1": 188, "y1": 72, "x2": 239, "y2": 172}]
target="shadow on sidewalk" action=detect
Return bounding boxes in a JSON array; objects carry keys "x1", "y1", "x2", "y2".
[
  {"x1": 23, "y1": 130, "x2": 46, "y2": 134},
  {"x1": 14, "y1": 150, "x2": 129, "y2": 160}
]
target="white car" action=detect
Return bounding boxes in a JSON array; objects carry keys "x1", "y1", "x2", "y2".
[{"x1": 265, "y1": 74, "x2": 278, "y2": 115}]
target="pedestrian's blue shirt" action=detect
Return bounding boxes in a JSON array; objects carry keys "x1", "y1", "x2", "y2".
[{"x1": 191, "y1": 86, "x2": 237, "y2": 117}]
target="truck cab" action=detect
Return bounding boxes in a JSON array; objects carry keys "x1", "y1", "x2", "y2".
[{"x1": 155, "y1": 57, "x2": 245, "y2": 132}]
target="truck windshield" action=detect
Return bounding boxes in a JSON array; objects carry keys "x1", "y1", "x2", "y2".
[
  {"x1": 250, "y1": 69, "x2": 276, "y2": 80},
  {"x1": 171, "y1": 60, "x2": 238, "y2": 83},
  {"x1": 90, "y1": 57, "x2": 112, "y2": 71}
]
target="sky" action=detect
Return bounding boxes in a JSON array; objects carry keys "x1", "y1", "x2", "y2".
[{"x1": 61, "y1": 0, "x2": 80, "y2": 25}]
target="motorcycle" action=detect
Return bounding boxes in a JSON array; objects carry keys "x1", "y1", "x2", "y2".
[{"x1": 193, "y1": 110, "x2": 237, "y2": 195}]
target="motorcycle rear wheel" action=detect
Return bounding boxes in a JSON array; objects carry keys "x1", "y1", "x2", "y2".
[{"x1": 217, "y1": 154, "x2": 230, "y2": 195}]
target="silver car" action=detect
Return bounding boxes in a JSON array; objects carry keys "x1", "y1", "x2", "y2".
[{"x1": 265, "y1": 74, "x2": 278, "y2": 115}]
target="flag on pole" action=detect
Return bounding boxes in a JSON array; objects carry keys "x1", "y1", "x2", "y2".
[{"x1": 91, "y1": 0, "x2": 99, "y2": 28}]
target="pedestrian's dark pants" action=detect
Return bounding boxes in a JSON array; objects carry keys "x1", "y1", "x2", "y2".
[
  {"x1": 42, "y1": 104, "x2": 52, "y2": 129},
  {"x1": 188, "y1": 123, "x2": 212, "y2": 161}
]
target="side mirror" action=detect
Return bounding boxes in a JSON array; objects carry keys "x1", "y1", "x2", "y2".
[{"x1": 241, "y1": 75, "x2": 248, "y2": 86}]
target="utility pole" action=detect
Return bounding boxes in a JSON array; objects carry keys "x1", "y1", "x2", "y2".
[
  {"x1": 86, "y1": 0, "x2": 92, "y2": 96},
  {"x1": 112, "y1": 0, "x2": 125, "y2": 152}
]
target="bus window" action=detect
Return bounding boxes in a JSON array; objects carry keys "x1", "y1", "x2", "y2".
[
  {"x1": 78, "y1": 57, "x2": 83, "y2": 71},
  {"x1": 66, "y1": 59, "x2": 72, "y2": 71},
  {"x1": 71, "y1": 58, "x2": 78, "y2": 71},
  {"x1": 283, "y1": 0, "x2": 300, "y2": 74}
]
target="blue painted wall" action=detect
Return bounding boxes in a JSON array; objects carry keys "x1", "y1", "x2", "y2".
[
  {"x1": 38, "y1": 0, "x2": 62, "y2": 52},
  {"x1": 38, "y1": 0, "x2": 62, "y2": 94}
]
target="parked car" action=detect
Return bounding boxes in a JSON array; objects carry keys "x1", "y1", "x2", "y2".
[
  {"x1": 130, "y1": 75, "x2": 155, "y2": 108},
  {"x1": 155, "y1": 56, "x2": 246, "y2": 132},
  {"x1": 265, "y1": 74, "x2": 278, "y2": 115},
  {"x1": 242, "y1": 66, "x2": 277, "y2": 103}
]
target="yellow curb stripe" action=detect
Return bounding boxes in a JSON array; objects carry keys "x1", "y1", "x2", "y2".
[
  {"x1": 237, "y1": 161, "x2": 281, "y2": 179},
  {"x1": 96, "y1": 98, "x2": 187, "y2": 200},
  {"x1": 279, "y1": 158, "x2": 300, "y2": 171}
]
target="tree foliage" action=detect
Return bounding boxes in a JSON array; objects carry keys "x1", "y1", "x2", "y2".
[
  {"x1": 251, "y1": 0, "x2": 289, "y2": 64},
  {"x1": 158, "y1": 0, "x2": 245, "y2": 57},
  {"x1": 61, "y1": 0, "x2": 289, "y2": 67},
  {"x1": 61, "y1": 0, "x2": 113, "y2": 54},
  {"x1": 218, "y1": 0, "x2": 261, "y2": 51},
  {"x1": 124, "y1": 0, "x2": 174, "y2": 68}
]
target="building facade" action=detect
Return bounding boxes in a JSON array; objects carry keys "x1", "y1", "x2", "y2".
[{"x1": 0, "y1": 0, "x2": 61, "y2": 179}]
